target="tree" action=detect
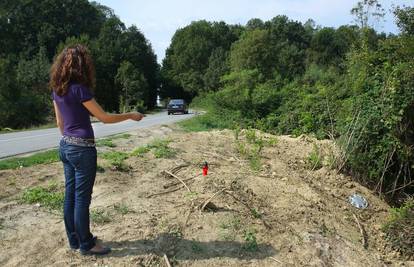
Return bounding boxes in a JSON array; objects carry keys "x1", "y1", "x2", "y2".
[
  {"x1": 2, "y1": 0, "x2": 104, "y2": 59},
  {"x1": 203, "y1": 47, "x2": 229, "y2": 92},
  {"x1": 120, "y1": 26, "x2": 159, "y2": 108},
  {"x1": 161, "y1": 20, "x2": 240, "y2": 98},
  {"x1": 246, "y1": 18, "x2": 264, "y2": 30},
  {"x1": 394, "y1": 6, "x2": 414, "y2": 35},
  {"x1": 351, "y1": 0, "x2": 385, "y2": 29},
  {"x1": 116, "y1": 61, "x2": 148, "y2": 112},
  {"x1": 230, "y1": 29, "x2": 275, "y2": 77}
]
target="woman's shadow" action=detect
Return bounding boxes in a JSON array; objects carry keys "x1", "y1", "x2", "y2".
[{"x1": 104, "y1": 232, "x2": 277, "y2": 260}]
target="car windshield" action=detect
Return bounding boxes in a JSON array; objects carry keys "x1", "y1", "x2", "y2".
[{"x1": 169, "y1": 99, "x2": 184, "y2": 104}]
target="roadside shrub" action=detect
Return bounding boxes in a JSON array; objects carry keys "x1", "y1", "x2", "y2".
[
  {"x1": 382, "y1": 198, "x2": 414, "y2": 259},
  {"x1": 337, "y1": 37, "x2": 414, "y2": 199}
]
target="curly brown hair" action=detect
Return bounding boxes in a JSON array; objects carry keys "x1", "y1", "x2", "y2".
[{"x1": 49, "y1": 44, "x2": 96, "y2": 96}]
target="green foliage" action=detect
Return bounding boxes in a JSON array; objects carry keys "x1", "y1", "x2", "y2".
[
  {"x1": 242, "y1": 228, "x2": 258, "y2": 252},
  {"x1": 337, "y1": 36, "x2": 414, "y2": 195},
  {"x1": 148, "y1": 139, "x2": 176, "y2": 158},
  {"x1": 101, "y1": 151, "x2": 130, "y2": 171},
  {"x1": 178, "y1": 113, "x2": 234, "y2": 132},
  {"x1": 96, "y1": 139, "x2": 116, "y2": 147},
  {"x1": 307, "y1": 144, "x2": 323, "y2": 170},
  {"x1": 0, "y1": 149, "x2": 59, "y2": 170},
  {"x1": 90, "y1": 209, "x2": 112, "y2": 224},
  {"x1": 130, "y1": 146, "x2": 150, "y2": 157},
  {"x1": 116, "y1": 61, "x2": 149, "y2": 112},
  {"x1": 160, "y1": 20, "x2": 240, "y2": 98},
  {"x1": 394, "y1": 6, "x2": 414, "y2": 35},
  {"x1": 21, "y1": 183, "x2": 64, "y2": 211},
  {"x1": 218, "y1": 216, "x2": 241, "y2": 241},
  {"x1": 382, "y1": 198, "x2": 414, "y2": 259},
  {"x1": 230, "y1": 29, "x2": 275, "y2": 78},
  {"x1": 1, "y1": 0, "x2": 159, "y2": 129},
  {"x1": 113, "y1": 203, "x2": 134, "y2": 215}
]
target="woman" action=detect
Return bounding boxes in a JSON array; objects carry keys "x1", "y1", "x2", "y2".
[{"x1": 50, "y1": 44, "x2": 144, "y2": 255}]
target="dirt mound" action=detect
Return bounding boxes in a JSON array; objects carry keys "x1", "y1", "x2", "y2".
[{"x1": 0, "y1": 126, "x2": 411, "y2": 266}]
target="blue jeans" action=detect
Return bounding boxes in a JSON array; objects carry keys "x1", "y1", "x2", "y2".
[{"x1": 59, "y1": 139, "x2": 97, "y2": 251}]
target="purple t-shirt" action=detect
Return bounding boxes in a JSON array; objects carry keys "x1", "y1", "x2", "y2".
[{"x1": 52, "y1": 84, "x2": 95, "y2": 139}]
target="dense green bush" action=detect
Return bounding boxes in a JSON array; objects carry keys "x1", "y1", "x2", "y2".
[
  {"x1": 383, "y1": 198, "x2": 414, "y2": 259},
  {"x1": 337, "y1": 35, "x2": 414, "y2": 198}
]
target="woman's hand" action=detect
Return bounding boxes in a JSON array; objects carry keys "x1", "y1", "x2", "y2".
[{"x1": 129, "y1": 112, "x2": 144, "y2": 121}]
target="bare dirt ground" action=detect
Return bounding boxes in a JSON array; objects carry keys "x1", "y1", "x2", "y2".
[{"x1": 0, "y1": 124, "x2": 412, "y2": 266}]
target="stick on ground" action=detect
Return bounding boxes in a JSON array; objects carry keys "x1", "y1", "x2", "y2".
[
  {"x1": 146, "y1": 186, "x2": 184, "y2": 198},
  {"x1": 163, "y1": 254, "x2": 172, "y2": 267},
  {"x1": 200, "y1": 188, "x2": 226, "y2": 211},
  {"x1": 163, "y1": 174, "x2": 200, "y2": 189},
  {"x1": 163, "y1": 170, "x2": 192, "y2": 192},
  {"x1": 352, "y1": 213, "x2": 368, "y2": 249}
]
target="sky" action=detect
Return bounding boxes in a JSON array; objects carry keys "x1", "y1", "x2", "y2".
[{"x1": 94, "y1": 0, "x2": 414, "y2": 63}]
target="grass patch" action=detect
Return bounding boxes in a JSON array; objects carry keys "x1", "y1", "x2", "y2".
[
  {"x1": 90, "y1": 208, "x2": 112, "y2": 224},
  {"x1": 130, "y1": 146, "x2": 151, "y2": 157},
  {"x1": 178, "y1": 113, "x2": 232, "y2": 132},
  {"x1": 148, "y1": 139, "x2": 176, "y2": 158},
  {"x1": 218, "y1": 216, "x2": 241, "y2": 241},
  {"x1": 113, "y1": 203, "x2": 134, "y2": 215},
  {"x1": 382, "y1": 198, "x2": 414, "y2": 259},
  {"x1": 0, "y1": 122, "x2": 56, "y2": 134},
  {"x1": 236, "y1": 141, "x2": 262, "y2": 171},
  {"x1": 96, "y1": 133, "x2": 131, "y2": 147},
  {"x1": 307, "y1": 144, "x2": 323, "y2": 170},
  {"x1": 250, "y1": 208, "x2": 262, "y2": 219},
  {"x1": 0, "y1": 149, "x2": 59, "y2": 170},
  {"x1": 96, "y1": 139, "x2": 116, "y2": 147},
  {"x1": 21, "y1": 183, "x2": 64, "y2": 211},
  {"x1": 100, "y1": 151, "x2": 129, "y2": 171},
  {"x1": 115, "y1": 133, "x2": 131, "y2": 139},
  {"x1": 243, "y1": 228, "x2": 258, "y2": 252}
]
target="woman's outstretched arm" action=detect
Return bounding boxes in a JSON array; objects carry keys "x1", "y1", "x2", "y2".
[{"x1": 83, "y1": 99, "x2": 144, "y2": 123}]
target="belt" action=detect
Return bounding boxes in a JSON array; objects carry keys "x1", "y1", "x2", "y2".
[{"x1": 62, "y1": 135, "x2": 95, "y2": 147}]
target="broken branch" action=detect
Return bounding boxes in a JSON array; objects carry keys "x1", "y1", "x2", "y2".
[
  {"x1": 352, "y1": 213, "x2": 367, "y2": 249},
  {"x1": 163, "y1": 254, "x2": 172, "y2": 267},
  {"x1": 200, "y1": 188, "x2": 226, "y2": 211},
  {"x1": 163, "y1": 170, "x2": 192, "y2": 192},
  {"x1": 146, "y1": 186, "x2": 184, "y2": 198}
]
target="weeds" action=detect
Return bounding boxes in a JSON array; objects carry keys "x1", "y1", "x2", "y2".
[
  {"x1": 184, "y1": 191, "x2": 199, "y2": 201},
  {"x1": 130, "y1": 146, "x2": 151, "y2": 157},
  {"x1": 21, "y1": 182, "x2": 64, "y2": 211},
  {"x1": 307, "y1": 144, "x2": 323, "y2": 170},
  {"x1": 218, "y1": 216, "x2": 241, "y2": 241},
  {"x1": 382, "y1": 198, "x2": 414, "y2": 259},
  {"x1": 114, "y1": 203, "x2": 134, "y2": 215},
  {"x1": 236, "y1": 141, "x2": 262, "y2": 172},
  {"x1": 148, "y1": 139, "x2": 176, "y2": 158},
  {"x1": 96, "y1": 139, "x2": 116, "y2": 147},
  {"x1": 90, "y1": 208, "x2": 111, "y2": 224},
  {"x1": 0, "y1": 149, "x2": 59, "y2": 170},
  {"x1": 168, "y1": 224, "x2": 183, "y2": 238},
  {"x1": 96, "y1": 133, "x2": 131, "y2": 147},
  {"x1": 250, "y1": 208, "x2": 262, "y2": 219},
  {"x1": 243, "y1": 228, "x2": 258, "y2": 252},
  {"x1": 101, "y1": 151, "x2": 130, "y2": 171}
]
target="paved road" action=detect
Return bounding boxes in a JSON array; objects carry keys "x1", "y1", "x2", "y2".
[{"x1": 0, "y1": 111, "x2": 194, "y2": 158}]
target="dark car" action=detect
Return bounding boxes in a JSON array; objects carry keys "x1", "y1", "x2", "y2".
[{"x1": 167, "y1": 99, "x2": 188, "y2": 115}]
